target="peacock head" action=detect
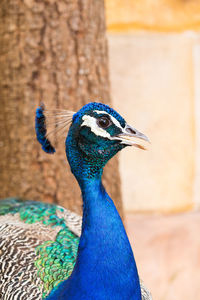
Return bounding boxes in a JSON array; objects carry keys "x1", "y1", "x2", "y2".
[{"x1": 35, "y1": 102, "x2": 149, "y2": 181}]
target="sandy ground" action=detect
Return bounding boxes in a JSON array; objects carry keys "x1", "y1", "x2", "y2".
[{"x1": 125, "y1": 212, "x2": 200, "y2": 300}]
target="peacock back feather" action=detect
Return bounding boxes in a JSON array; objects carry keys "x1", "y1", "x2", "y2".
[
  {"x1": 0, "y1": 198, "x2": 152, "y2": 300},
  {"x1": 0, "y1": 198, "x2": 81, "y2": 299}
]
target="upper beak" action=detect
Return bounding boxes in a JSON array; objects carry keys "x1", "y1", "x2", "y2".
[{"x1": 116, "y1": 124, "x2": 150, "y2": 150}]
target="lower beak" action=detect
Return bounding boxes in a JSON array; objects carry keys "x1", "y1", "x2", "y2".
[{"x1": 116, "y1": 124, "x2": 150, "y2": 150}]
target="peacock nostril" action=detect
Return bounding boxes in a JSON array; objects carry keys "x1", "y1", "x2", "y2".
[{"x1": 126, "y1": 127, "x2": 136, "y2": 135}]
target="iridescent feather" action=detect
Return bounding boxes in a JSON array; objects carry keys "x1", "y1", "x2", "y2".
[{"x1": 0, "y1": 198, "x2": 152, "y2": 299}]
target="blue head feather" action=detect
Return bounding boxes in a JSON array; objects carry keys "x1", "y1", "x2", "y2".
[
  {"x1": 35, "y1": 106, "x2": 55, "y2": 154},
  {"x1": 72, "y1": 102, "x2": 126, "y2": 127},
  {"x1": 66, "y1": 102, "x2": 127, "y2": 182}
]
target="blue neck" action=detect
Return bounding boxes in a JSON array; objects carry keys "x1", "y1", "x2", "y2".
[{"x1": 47, "y1": 178, "x2": 141, "y2": 300}]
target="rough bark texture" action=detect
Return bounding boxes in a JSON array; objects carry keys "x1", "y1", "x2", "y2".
[{"x1": 0, "y1": 0, "x2": 123, "y2": 216}]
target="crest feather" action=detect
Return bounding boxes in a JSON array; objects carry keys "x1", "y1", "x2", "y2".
[{"x1": 35, "y1": 104, "x2": 75, "y2": 154}]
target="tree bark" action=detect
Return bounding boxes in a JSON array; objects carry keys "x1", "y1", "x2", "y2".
[{"x1": 0, "y1": 0, "x2": 123, "y2": 215}]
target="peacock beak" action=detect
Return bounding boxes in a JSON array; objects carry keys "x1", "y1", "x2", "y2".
[{"x1": 116, "y1": 124, "x2": 150, "y2": 150}]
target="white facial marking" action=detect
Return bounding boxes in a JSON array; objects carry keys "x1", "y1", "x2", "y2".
[
  {"x1": 94, "y1": 110, "x2": 123, "y2": 131},
  {"x1": 81, "y1": 115, "x2": 112, "y2": 139}
]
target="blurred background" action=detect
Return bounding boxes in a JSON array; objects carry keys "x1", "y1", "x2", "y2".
[
  {"x1": 105, "y1": 1, "x2": 200, "y2": 299},
  {"x1": 1, "y1": 0, "x2": 200, "y2": 299}
]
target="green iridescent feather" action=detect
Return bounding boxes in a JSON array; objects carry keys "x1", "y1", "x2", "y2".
[
  {"x1": 0, "y1": 198, "x2": 66, "y2": 227},
  {"x1": 0, "y1": 198, "x2": 80, "y2": 298},
  {"x1": 35, "y1": 228, "x2": 79, "y2": 297}
]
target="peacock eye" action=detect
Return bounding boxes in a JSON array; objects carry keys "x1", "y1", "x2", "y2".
[{"x1": 97, "y1": 116, "x2": 112, "y2": 129}]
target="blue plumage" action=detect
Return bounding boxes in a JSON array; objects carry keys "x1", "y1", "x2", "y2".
[
  {"x1": 35, "y1": 102, "x2": 149, "y2": 299},
  {"x1": 66, "y1": 103, "x2": 127, "y2": 180},
  {"x1": 46, "y1": 180, "x2": 141, "y2": 300},
  {"x1": 72, "y1": 102, "x2": 126, "y2": 128},
  {"x1": 35, "y1": 105, "x2": 56, "y2": 154}
]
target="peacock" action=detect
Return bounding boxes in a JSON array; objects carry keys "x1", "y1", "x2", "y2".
[{"x1": 0, "y1": 102, "x2": 152, "y2": 300}]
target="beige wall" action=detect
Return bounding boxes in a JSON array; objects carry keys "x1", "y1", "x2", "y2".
[
  {"x1": 194, "y1": 41, "x2": 200, "y2": 209},
  {"x1": 108, "y1": 33, "x2": 198, "y2": 213},
  {"x1": 105, "y1": 1, "x2": 200, "y2": 213}
]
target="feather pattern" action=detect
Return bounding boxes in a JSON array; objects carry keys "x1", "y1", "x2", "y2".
[
  {"x1": 0, "y1": 198, "x2": 152, "y2": 300},
  {"x1": 0, "y1": 198, "x2": 80, "y2": 299}
]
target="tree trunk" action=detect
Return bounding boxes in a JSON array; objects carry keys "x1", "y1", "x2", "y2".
[{"x1": 0, "y1": 0, "x2": 123, "y2": 215}]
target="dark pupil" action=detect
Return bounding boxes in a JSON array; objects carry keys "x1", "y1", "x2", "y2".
[{"x1": 98, "y1": 116, "x2": 110, "y2": 128}]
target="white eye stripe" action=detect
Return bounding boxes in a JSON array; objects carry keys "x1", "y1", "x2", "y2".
[
  {"x1": 81, "y1": 115, "x2": 112, "y2": 139},
  {"x1": 93, "y1": 110, "x2": 123, "y2": 130}
]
